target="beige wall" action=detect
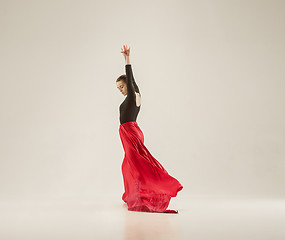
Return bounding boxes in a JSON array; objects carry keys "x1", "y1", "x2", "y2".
[{"x1": 0, "y1": 0, "x2": 284, "y2": 200}]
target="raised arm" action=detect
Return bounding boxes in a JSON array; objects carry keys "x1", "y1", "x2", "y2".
[
  {"x1": 126, "y1": 63, "x2": 140, "y2": 92},
  {"x1": 121, "y1": 45, "x2": 140, "y2": 98},
  {"x1": 132, "y1": 74, "x2": 140, "y2": 94},
  {"x1": 125, "y1": 64, "x2": 136, "y2": 100}
]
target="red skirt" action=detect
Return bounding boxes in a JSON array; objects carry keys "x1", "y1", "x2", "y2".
[{"x1": 119, "y1": 121, "x2": 183, "y2": 213}]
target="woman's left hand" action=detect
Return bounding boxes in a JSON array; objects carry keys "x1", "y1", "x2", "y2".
[{"x1": 121, "y1": 44, "x2": 130, "y2": 58}]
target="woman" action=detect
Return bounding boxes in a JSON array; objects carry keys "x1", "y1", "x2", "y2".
[{"x1": 117, "y1": 44, "x2": 183, "y2": 213}]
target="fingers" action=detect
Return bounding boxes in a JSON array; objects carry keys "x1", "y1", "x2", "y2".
[
  {"x1": 123, "y1": 44, "x2": 129, "y2": 50},
  {"x1": 121, "y1": 44, "x2": 130, "y2": 54}
]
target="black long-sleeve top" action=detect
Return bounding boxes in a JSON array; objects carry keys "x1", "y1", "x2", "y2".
[{"x1": 119, "y1": 64, "x2": 141, "y2": 125}]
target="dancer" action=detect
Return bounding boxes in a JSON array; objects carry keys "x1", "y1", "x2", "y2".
[{"x1": 116, "y1": 44, "x2": 183, "y2": 213}]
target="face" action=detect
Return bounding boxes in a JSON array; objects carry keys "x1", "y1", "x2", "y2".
[{"x1": 116, "y1": 80, "x2": 127, "y2": 96}]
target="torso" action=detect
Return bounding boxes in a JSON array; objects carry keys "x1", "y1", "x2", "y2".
[{"x1": 119, "y1": 92, "x2": 141, "y2": 125}]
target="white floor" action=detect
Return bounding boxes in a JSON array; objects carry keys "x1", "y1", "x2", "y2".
[{"x1": 0, "y1": 193, "x2": 284, "y2": 240}]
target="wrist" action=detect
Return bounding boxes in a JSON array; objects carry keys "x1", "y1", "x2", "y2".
[{"x1": 125, "y1": 55, "x2": 130, "y2": 64}]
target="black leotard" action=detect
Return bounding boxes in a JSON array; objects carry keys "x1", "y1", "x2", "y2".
[{"x1": 119, "y1": 64, "x2": 141, "y2": 125}]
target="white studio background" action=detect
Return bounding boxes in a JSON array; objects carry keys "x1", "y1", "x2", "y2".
[{"x1": 0, "y1": 0, "x2": 284, "y2": 203}]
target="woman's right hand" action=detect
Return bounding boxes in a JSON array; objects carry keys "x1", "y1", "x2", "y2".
[{"x1": 121, "y1": 44, "x2": 130, "y2": 58}]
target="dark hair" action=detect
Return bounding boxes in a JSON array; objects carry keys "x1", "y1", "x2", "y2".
[{"x1": 116, "y1": 75, "x2": 127, "y2": 84}]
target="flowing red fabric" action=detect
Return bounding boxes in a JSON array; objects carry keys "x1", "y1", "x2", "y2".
[{"x1": 119, "y1": 121, "x2": 183, "y2": 213}]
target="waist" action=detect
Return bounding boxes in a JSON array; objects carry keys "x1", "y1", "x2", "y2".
[{"x1": 120, "y1": 120, "x2": 138, "y2": 126}]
